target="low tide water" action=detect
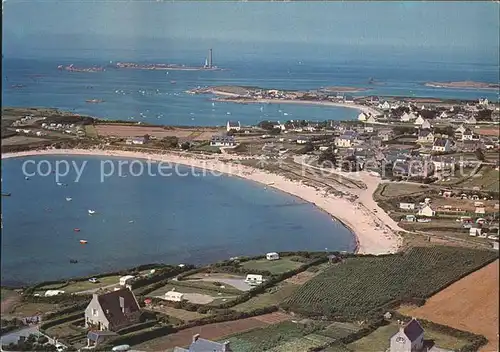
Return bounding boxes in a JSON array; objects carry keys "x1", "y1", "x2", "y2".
[{"x1": 1, "y1": 156, "x2": 356, "y2": 286}]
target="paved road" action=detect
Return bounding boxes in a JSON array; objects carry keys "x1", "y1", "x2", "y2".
[{"x1": 0, "y1": 326, "x2": 40, "y2": 345}]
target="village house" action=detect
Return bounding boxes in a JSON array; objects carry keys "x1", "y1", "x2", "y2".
[
  {"x1": 379, "y1": 101, "x2": 391, "y2": 110},
  {"x1": 119, "y1": 275, "x2": 134, "y2": 286},
  {"x1": 439, "y1": 111, "x2": 448, "y2": 119},
  {"x1": 174, "y1": 334, "x2": 232, "y2": 352},
  {"x1": 335, "y1": 130, "x2": 358, "y2": 148},
  {"x1": 226, "y1": 121, "x2": 241, "y2": 132},
  {"x1": 164, "y1": 290, "x2": 184, "y2": 302},
  {"x1": 389, "y1": 318, "x2": 424, "y2": 352},
  {"x1": 126, "y1": 137, "x2": 146, "y2": 145},
  {"x1": 470, "y1": 227, "x2": 482, "y2": 237},
  {"x1": 461, "y1": 128, "x2": 479, "y2": 141},
  {"x1": 414, "y1": 115, "x2": 427, "y2": 126},
  {"x1": 454, "y1": 125, "x2": 467, "y2": 139},
  {"x1": 399, "y1": 202, "x2": 415, "y2": 211},
  {"x1": 417, "y1": 129, "x2": 434, "y2": 144},
  {"x1": 420, "y1": 119, "x2": 432, "y2": 130},
  {"x1": 401, "y1": 112, "x2": 418, "y2": 122},
  {"x1": 465, "y1": 116, "x2": 477, "y2": 125},
  {"x1": 432, "y1": 138, "x2": 452, "y2": 153},
  {"x1": 392, "y1": 159, "x2": 433, "y2": 178},
  {"x1": 210, "y1": 135, "x2": 236, "y2": 147},
  {"x1": 266, "y1": 252, "x2": 280, "y2": 260},
  {"x1": 366, "y1": 115, "x2": 377, "y2": 124},
  {"x1": 431, "y1": 157, "x2": 455, "y2": 172},
  {"x1": 296, "y1": 136, "x2": 310, "y2": 144},
  {"x1": 364, "y1": 125, "x2": 375, "y2": 133},
  {"x1": 418, "y1": 204, "x2": 436, "y2": 217},
  {"x1": 85, "y1": 288, "x2": 141, "y2": 331},
  {"x1": 245, "y1": 274, "x2": 264, "y2": 286},
  {"x1": 358, "y1": 112, "x2": 368, "y2": 121},
  {"x1": 378, "y1": 129, "x2": 394, "y2": 141}
]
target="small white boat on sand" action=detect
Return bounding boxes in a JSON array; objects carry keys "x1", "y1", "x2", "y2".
[
  {"x1": 88, "y1": 210, "x2": 96, "y2": 215},
  {"x1": 66, "y1": 197, "x2": 72, "y2": 201}
]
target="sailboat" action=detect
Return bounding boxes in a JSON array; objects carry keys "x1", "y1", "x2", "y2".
[
  {"x1": 204, "y1": 58, "x2": 209, "y2": 68},
  {"x1": 66, "y1": 197, "x2": 72, "y2": 201},
  {"x1": 88, "y1": 210, "x2": 96, "y2": 215}
]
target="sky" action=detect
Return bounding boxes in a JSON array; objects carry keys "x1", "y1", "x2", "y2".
[{"x1": 2, "y1": 1, "x2": 499, "y2": 63}]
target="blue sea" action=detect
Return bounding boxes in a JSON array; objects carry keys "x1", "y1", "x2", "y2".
[
  {"x1": 1, "y1": 156, "x2": 355, "y2": 286},
  {"x1": 2, "y1": 54, "x2": 499, "y2": 126},
  {"x1": 2, "y1": 45, "x2": 499, "y2": 285}
]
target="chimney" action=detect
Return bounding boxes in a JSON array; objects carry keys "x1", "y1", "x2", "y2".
[
  {"x1": 192, "y1": 334, "x2": 200, "y2": 343},
  {"x1": 119, "y1": 296, "x2": 125, "y2": 313},
  {"x1": 222, "y1": 341, "x2": 230, "y2": 352}
]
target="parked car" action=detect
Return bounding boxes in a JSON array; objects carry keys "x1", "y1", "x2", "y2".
[
  {"x1": 111, "y1": 345, "x2": 130, "y2": 351},
  {"x1": 88, "y1": 278, "x2": 99, "y2": 284}
]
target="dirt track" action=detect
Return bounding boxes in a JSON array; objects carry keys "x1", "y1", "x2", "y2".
[{"x1": 400, "y1": 260, "x2": 499, "y2": 352}]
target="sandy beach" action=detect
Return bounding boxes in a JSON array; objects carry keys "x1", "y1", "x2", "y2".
[
  {"x1": 212, "y1": 96, "x2": 381, "y2": 117},
  {"x1": 2, "y1": 149, "x2": 401, "y2": 255}
]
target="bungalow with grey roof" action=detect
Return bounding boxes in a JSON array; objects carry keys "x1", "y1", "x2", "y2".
[
  {"x1": 226, "y1": 121, "x2": 241, "y2": 132},
  {"x1": 210, "y1": 135, "x2": 236, "y2": 147}
]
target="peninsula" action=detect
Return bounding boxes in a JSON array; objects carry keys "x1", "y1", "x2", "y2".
[{"x1": 425, "y1": 81, "x2": 500, "y2": 90}]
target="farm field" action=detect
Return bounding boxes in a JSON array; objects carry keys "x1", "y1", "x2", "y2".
[
  {"x1": 221, "y1": 320, "x2": 326, "y2": 352},
  {"x1": 268, "y1": 333, "x2": 335, "y2": 352},
  {"x1": 456, "y1": 167, "x2": 500, "y2": 192},
  {"x1": 135, "y1": 312, "x2": 292, "y2": 351},
  {"x1": 284, "y1": 246, "x2": 498, "y2": 319},
  {"x1": 347, "y1": 322, "x2": 469, "y2": 352},
  {"x1": 241, "y1": 257, "x2": 303, "y2": 274},
  {"x1": 180, "y1": 274, "x2": 247, "y2": 292},
  {"x1": 399, "y1": 260, "x2": 499, "y2": 352},
  {"x1": 58, "y1": 276, "x2": 121, "y2": 294},
  {"x1": 233, "y1": 282, "x2": 299, "y2": 312}
]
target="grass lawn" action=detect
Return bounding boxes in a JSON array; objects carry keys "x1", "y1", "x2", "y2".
[
  {"x1": 63, "y1": 275, "x2": 121, "y2": 293},
  {"x1": 318, "y1": 321, "x2": 362, "y2": 339},
  {"x1": 148, "y1": 282, "x2": 237, "y2": 305},
  {"x1": 84, "y1": 125, "x2": 98, "y2": 138},
  {"x1": 1, "y1": 288, "x2": 16, "y2": 301},
  {"x1": 347, "y1": 323, "x2": 468, "y2": 352},
  {"x1": 145, "y1": 306, "x2": 206, "y2": 322},
  {"x1": 241, "y1": 257, "x2": 303, "y2": 274},
  {"x1": 9, "y1": 302, "x2": 58, "y2": 318},
  {"x1": 233, "y1": 282, "x2": 299, "y2": 312},
  {"x1": 46, "y1": 321, "x2": 82, "y2": 339}
]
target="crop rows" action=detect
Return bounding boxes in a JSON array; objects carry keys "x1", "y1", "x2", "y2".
[{"x1": 284, "y1": 246, "x2": 498, "y2": 320}]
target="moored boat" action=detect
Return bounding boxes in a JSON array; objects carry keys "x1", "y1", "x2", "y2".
[
  {"x1": 88, "y1": 210, "x2": 96, "y2": 215},
  {"x1": 79, "y1": 240, "x2": 88, "y2": 244},
  {"x1": 74, "y1": 228, "x2": 81, "y2": 232}
]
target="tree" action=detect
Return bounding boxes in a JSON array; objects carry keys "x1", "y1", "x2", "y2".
[
  {"x1": 475, "y1": 148, "x2": 485, "y2": 162},
  {"x1": 258, "y1": 120, "x2": 275, "y2": 131},
  {"x1": 477, "y1": 109, "x2": 493, "y2": 121},
  {"x1": 158, "y1": 136, "x2": 178, "y2": 148},
  {"x1": 180, "y1": 142, "x2": 191, "y2": 150},
  {"x1": 318, "y1": 148, "x2": 337, "y2": 167}
]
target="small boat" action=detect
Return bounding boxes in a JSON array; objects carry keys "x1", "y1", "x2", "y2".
[
  {"x1": 88, "y1": 210, "x2": 96, "y2": 215},
  {"x1": 129, "y1": 220, "x2": 134, "y2": 223},
  {"x1": 66, "y1": 197, "x2": 72, "y2": 201},
  {"x1": 69, "y1": 259, "x2": 78, "y2": 264},
  {"x1": 2, "y1": 193, "x2": 11, "y2": 197},
  {"x1": 79, "y1": 240, "x2": 88, "y2": 244},
  {"x1": 74, "y1": 228, "x2": 81, "y2": 232},
  {"x1": 25, "y1": 176, "x2": 30, "y2": 180},
  {"x1": 57, "y1": 182, "x2": 63, "y2": 186},
  {"x1": 170, "y1": 80, "x2": 176, "y2": 84}
]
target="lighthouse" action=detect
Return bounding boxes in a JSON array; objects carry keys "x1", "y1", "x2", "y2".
[{"x1": 208, "y1": 48, "x2": 213, "y2": 69}]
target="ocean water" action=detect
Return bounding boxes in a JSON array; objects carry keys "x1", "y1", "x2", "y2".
[
  {"x1": 1, "y1": 156, "x2": 355, "y2": 286},
  {"x1": 2, "y1": 56, "x2": 498, "y2": 126}
]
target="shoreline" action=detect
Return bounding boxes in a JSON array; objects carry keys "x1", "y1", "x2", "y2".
[
  {"x1": 2, "y1": 149, "x2": 400, "y2": 256},
  {"x1": 212, "y1": 96, "x2": 381, "y2": 116}
]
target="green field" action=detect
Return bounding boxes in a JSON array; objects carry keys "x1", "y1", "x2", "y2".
[
  {"x1": 233, "y1": 282, "x2": 299, "y2": 312},
  {"x1": 37, "y1": 275, "x2": 121, "y2": 294},
  {"x1": 284, "y1": 247, "x2": 498, "y2": 319},
  {"x1": 1, "y1": 288, "x2": 16, "y2": 301},
  {"x1": 222, "y1": 321, "x2": 324, "y2": 352},
  {"x1": 241, "y1": 257, "x2": 303, "y2": 274},
  {"x1": 267, "y1": 333, "x2": 335, "y2": 352},
  {"x1": 347, "y1": 323, "x2": 468, "y2": 352},
  {"x1": 318, "y1": 322, "x2": 362, "y2": 340}
]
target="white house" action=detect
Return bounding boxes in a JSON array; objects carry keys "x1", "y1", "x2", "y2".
[
  {"x1": 366, "y1": 115, "x2": 377, "y2": 124},
  {"x1": 420, "y1": 119, "x2": 432, "y2": 130},
  {"x1": 417, "y1": 129, "x2": 434, "y2": 144},
  {"x1": 126, "y1": 137, "x2": 145, "y2": 145},
  {"x1": 164, "y1": 290, "x2": 184, "y2": 302},
  {"x1": 119, "y1": 275, "x2": 135, "y2": 286},
  {"x1": 439, "y1": 111, "x2": 448, "y2": 119},
  {"x1": 226, "y1": 121, "x2": 241, "y2": 132},
  {"x1": 418, "y1": 205, "x2": 435, "y2": 217},
  {"x1": 245, "y1": 274, "x2": 263, "y2": 286},
  {"x1": 414, "y1": 116, "x2": 426, "y2": 125},
  {"x1": 399, "y1": 203, "x2": 415, "y2": 211},
  {"x1": 379, "y1": 101, "x2": 390, "y2": 110},
  {"x1": 45, "y1": 290, "x2": 65, "y2": 297},
  {"x1": 465, "y1": 116, "x2": 477, "y2": 125},
  {"x1": 266, "y1": 252, "x2": 280, "y2": 261},
  {"x1": 432, "y1": 138, "x2": 452, "y2": 153},
  {"x1": 475, "y1": 207, "x2": 486, "y2": 215},
  {"x1": 296, "y1": 136, "x2": 310, "y2": 145},
  {"x1": 469, "y1": 227, "x2": 482, "y2": 237},
  {"x1": 389, "y1": 319, "x2": 424, "y2": 352},
  {"x1": 358, "y1": 112, "x2": 367, "y2": 121}
]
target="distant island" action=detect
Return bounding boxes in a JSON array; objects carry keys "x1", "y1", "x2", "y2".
[
  {"x1": 425, "y1": 81, "x2": 500, "y2": 90},
  {"x1": 320, "y1": 86, "x2": 368, "y2": 93},
  {"x1": 115, "y1": 62, "x2": 223, "y2": 71}
]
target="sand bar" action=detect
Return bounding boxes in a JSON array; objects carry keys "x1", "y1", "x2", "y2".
[{"x1": 2, "y1": 149, "x2": 401, "y2": 255}]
